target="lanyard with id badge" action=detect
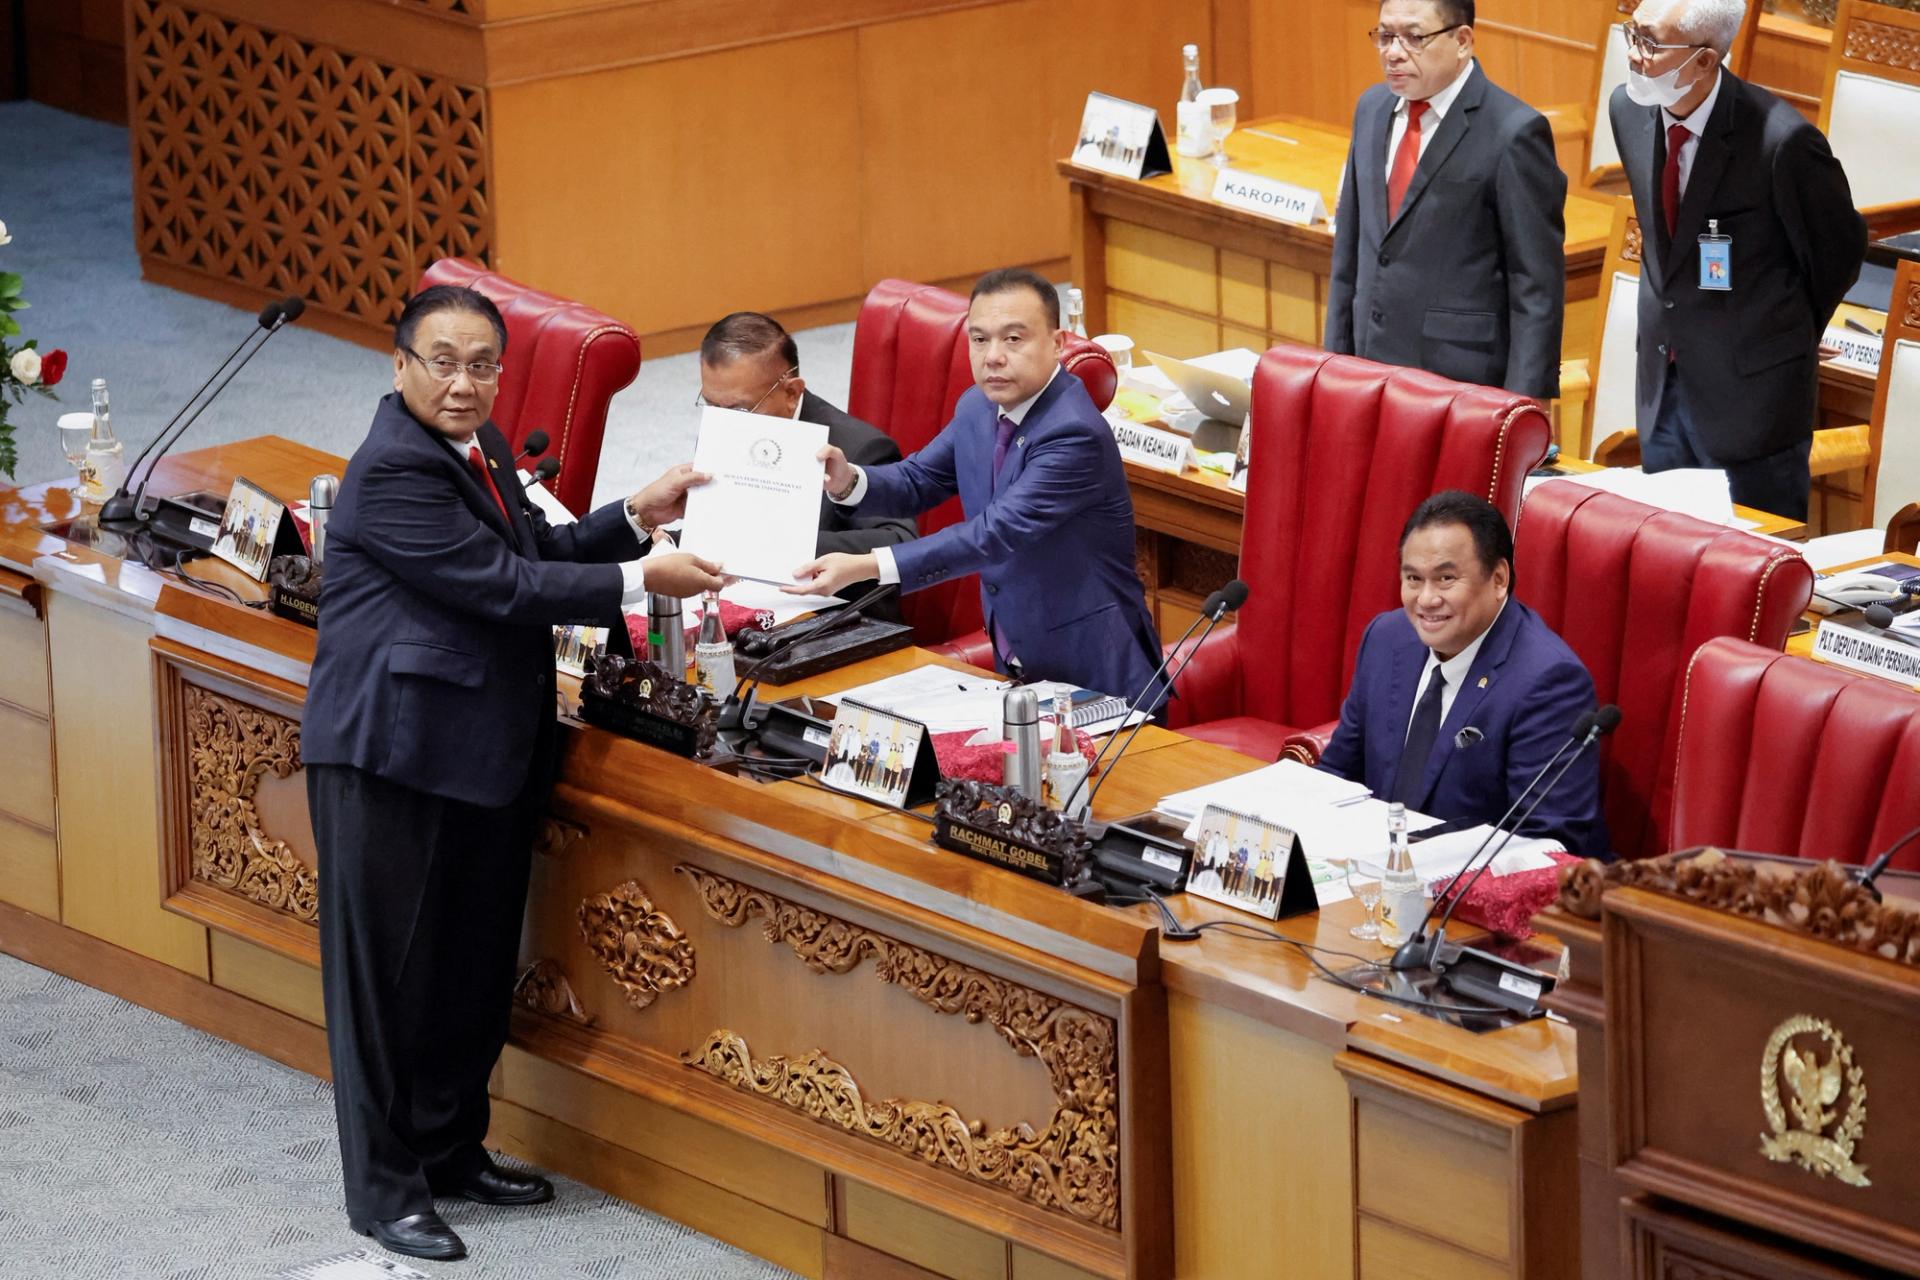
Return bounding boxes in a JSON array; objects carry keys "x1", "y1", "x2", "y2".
[{"x1": 1699, "y1": 218, "x2": 1731, "y2": 291}]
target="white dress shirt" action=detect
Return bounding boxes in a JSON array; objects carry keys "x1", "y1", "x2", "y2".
[
  {"x1": 1405, "y1": 597, "x2": 1507, "y2": 743},
  {"x1": 446, "y1": 429, "x2": 653, "y2": 606},
  {"x1": 831, "y1": 366, "x2": 1061, "y2": 586},
  {"x1": 1384, "y1": 59, "x2": 1476, "y2": 184},
  {"x1": 1661, "y1": 66, "x2": 1725, "y2": 205}
]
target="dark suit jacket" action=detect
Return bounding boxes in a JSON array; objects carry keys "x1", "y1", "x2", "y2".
[
  {"x1": 304, "y1": 392, "x2": 645, "y2": 809},
  {"x1": 1609, "y1": 73, "x2": 1866, "y2": 462},
  {"x1": 798, "y1": 392, "x2": 916, "y2": 558},
  {"x1": 854, "y1": 372, "x2": 1159, "y2": 698},
  {"x1": 1326, "y1": 63, "x2": 1567, "y2": 399},
  {"x1": 1317, "y1": 601, "x2": 1608, "y2": 857}
]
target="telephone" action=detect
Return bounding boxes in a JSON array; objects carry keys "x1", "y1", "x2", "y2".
[{"x1": 1809, "y1": 572, "x2": 1916, "y2": 615}]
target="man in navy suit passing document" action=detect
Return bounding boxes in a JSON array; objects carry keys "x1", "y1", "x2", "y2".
[
  {"x1": 303, "y1": 284, "x2": 725, "y2": 1262},
  {"x1": 1316, "y1": 492, "x2": 1608, "y2": 856},
  {"x1": 787, "y1": 267, "x2": 1159, "y2": 700}
]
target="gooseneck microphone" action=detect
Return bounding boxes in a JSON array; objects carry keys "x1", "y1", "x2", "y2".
[
  {"x1": 529, "y1": 456, "x2": 561, "y2": 486},
  {"x1": 1389, "y1": 705, "x2": 1619, "y2": 971},
  {"x1": 512, "y1": 430, "x2": 550, "y2": 465},
  {"x1": 1857, "y1": 821, "x2": 1920, "y2": 903},
  {"x1": 1064, "y1": 578, "x2": 1250, "y2": 818},
  {"x1": 1863, "y1": 603, "x2": 1920, "y2": 648},
  {"x1": 101, "y1": 296, "x2": 305, "y2": 534},
  {"x1": 714, "y1": 582, "x2": 901, "y2": 741}
]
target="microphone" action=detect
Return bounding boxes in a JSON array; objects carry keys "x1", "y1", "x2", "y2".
[
  {"x1": 714, "y1": 582, "x2": 901, "y2": 749},
  {"x1": 1064, "y1": 578, "x2": 1249, "y2": 817},
  {"x1": 1863, "y1": 604, "x2": 1920, "y2": 648},
  {"x1": 529, "y1": 456, "x2": 561, "y2": 486},
  {"x1": 513, "y1": 430, "x2": 550, "y2": 465},
  {"x1": 1389, "y1": 705, "x2": 1617, "y2": 971},
  {"x1": 101, "y1": 296, "x2": 306, "y2": 540},
  {"x1": 1856, "y1": 821, "x2": 1920, "y2": 902}
]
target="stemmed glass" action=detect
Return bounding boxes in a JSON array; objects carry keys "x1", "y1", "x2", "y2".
[
  {"x1": 1344, "y1": 858, "x2": 1385, "y2": 941},
  {"x1": 57, "y1": 413, "x2": 92, "y2": 481},
  {"x1": 1199, "y1": 87, "x2": 1239, "y2": 167}
]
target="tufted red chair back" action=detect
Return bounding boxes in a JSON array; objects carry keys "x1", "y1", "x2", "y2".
[
  {"x1": 848, "y1": 278, "x2": 1117, "y2": 646},
  {"x1": 1670, "y1": 638, "x2": 1920, "y2": 869},
  {"x1": 1515, "y1": 480, "x2": 1814, "y2": 859},
  {"x1": 418, "y1": 259, "x2": 641, "y2": 516},
  {"x1": 1217, "y1": 347, "x2": 1550, "y2": 733}
]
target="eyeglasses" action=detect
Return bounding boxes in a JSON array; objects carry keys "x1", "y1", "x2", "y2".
[
  {"x1": 402, "y1": 347, "x2": 504, "y2": 384},
  {"x1": 1616, "y1": 21, "x2": 1706, "y2": 58},
  {"x1": 1366, "y1": 24, "x2": 1464, "y2": 53},
  {"x1": 694, "y1": 366, "x2": 799, "y2": 414}
]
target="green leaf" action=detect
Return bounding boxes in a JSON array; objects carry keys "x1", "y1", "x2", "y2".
[
  {"x1": 0, "y1": 272, "x2": 22, "y2": 298},
  {"x1": 0, "y1": 315, "x2": 18, "y2": 338},
  {"x1": 0, "y1": 425, "x2": 16, "y2": 481}
]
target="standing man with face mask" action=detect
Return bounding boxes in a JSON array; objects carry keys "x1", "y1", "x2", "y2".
[
  {"x1": 1325, "y1": 0, "x2": 1567, "y2": 401},
  {"x1": 1610, "y1": 0, "x2": 1866, "y2": 522}
]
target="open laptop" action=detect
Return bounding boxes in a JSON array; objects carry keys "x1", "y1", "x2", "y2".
[{"x1": 1141, "y1": 350, "x2": 1250, "y2": 455}]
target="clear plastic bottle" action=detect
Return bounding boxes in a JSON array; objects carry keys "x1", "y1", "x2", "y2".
[
  {"x1": 1379, "y1": 802, "x2": 1425, "y2": 945},
  {"x1": 1045, "y1": 689, "x2": 1090, "y2": 816},
  {"x1": 1064, "y1": 287, "x2": 1088, "y2": 339},
  {"x1": 80, "y1": 377, "x2": 124, "y2": 503},
  {"x1": 692, "y1": 591, "x2": 736, "y2": 698},
  {"x1": 1180, "y1": 44, "x2": 1203, "y2": 103},
  {"x1": 1176, "y1": 45, "x2": 1210, "y2": 159}
]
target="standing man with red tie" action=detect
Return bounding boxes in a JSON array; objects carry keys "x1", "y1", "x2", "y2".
[
  {"x1": 1326, "y1": 0, "x2": 1567, "y2": 401},
  {"x1": 1609, "y1": 0, "x2": 1865, "y2": 523}
]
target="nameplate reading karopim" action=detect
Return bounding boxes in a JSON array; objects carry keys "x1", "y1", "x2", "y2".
[
  {"x1": 820, "y1": 698, "x2": 941, "y2": 809},
  {"x1": 1811, "y1": 619, "x2": 1920, "y2": 690},
  {"x1": 1069, "y1": 92, "x2": 1172, "y2": 180},
  {"x1": 1184, "y1": 804, "x2": 1317, "y2": 921},
  {"x1": 1110, "y1": 418, "x2": 1192, "y2": 475},
  {"x1": 1820, "y1": 326, "x2": 1883, "y2": 374},
  {"x1": 1211, "y1": 169, "x2": 1327, "y2": 226}
]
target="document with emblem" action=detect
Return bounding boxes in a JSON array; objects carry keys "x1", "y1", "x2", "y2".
[{"x1": 677, "y1": 406, "x2": 829, "y2": 585}]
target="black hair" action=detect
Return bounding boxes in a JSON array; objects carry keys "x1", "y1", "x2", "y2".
[
  {"x1": 1400, "y1": 490, "x2": 1513, "y2": 581},
  {"x1": 394, "y1": 284, "x2": 507, "y2": 354},
  {"x1": 969, "y1": 267, "x2": 1062, "y2": 330},
  {"x1": 700, "y1": 311, "x2": 800, "y2": 370},
  {"x1": 1383, "y1": 0, "x2": 1474, "y2": 26}
]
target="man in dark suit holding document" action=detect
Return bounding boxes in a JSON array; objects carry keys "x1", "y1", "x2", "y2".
[{"x1": 787, "y1": 267, "x2": 1159, "y2": 699}]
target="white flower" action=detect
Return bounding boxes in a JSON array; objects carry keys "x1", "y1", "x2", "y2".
[
  {"x1": 9, "y1": 348, "x2": 41, "y2": 385},
  {"x1": 0, "y1": 219, "x2": 10, "y2": 245}
]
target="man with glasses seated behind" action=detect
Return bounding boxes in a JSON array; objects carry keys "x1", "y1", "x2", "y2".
[
  {"x1": 1325, "y1": 0, "x2": 1566, "y2": 403},
  {"x1": 696, "y1": 312, "x2": 915, "y2": 613}
]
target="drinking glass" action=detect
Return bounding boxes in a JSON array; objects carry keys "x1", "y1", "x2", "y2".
[
  {"x1": 57, "y1": 413, "x2": 93, "y2": 478},
  {"x1": 1345, "y1": 858, "x2": 1384, "y2": 941},
  {"x1": 1198, "y1": 87, "x2": 1239, "y2": 167},
  {"x1": 1092, "y1": 334, "x2": 1134, "y2": 377}
]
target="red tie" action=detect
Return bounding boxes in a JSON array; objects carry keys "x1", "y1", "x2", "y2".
[
  {"x1": 1661, "y1": 122, "x2": 1689, "y2": 240},
  {"x1": 1386, "y1": 99, "x2": 1430, "y2": 220},
  {"x1": 467, "y1": 444, "x2": 512, "y2": 525}
]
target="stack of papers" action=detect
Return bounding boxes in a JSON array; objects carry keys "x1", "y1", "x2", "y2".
[
  {"x1": 1527, "y1": 466, "x2": 1760, "y2": 531},
  {"x1": 822, "y1": 669, "x2": 1146, "y2": 735}
]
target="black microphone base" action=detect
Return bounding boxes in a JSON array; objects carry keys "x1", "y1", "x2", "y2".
[
  {"x1": 1084, "y1": 820, "x2": 1192, "y2": 895},
  {"x1": 1387, "y1": 929, "x2": 1440, "y2": 972},
  {"x1": 97, "y1": 492, "x2": 142, "y2": 525},
  {"x1": 1432, "y1": 943, "x2": 1556, "y2": 1019}
]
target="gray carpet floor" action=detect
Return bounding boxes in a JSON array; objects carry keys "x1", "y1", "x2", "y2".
[
  {"x1": 0, "y1": 99, "x2": 855, "y2": 509},
  {"x1": 0, "y1": 952, "x2": 798, "y2": 1279}
]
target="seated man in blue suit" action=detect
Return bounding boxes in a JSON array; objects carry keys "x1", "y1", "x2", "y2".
[
  {"x1": 787, "y1": 267, "x2": 1160, "y2": 700},
  {"x1": 1317, "y1": 492, "x2": 1608, "y2": 855},
  {"x1": 304, "y1": 284, "x2": 725, "y2": 1262}
]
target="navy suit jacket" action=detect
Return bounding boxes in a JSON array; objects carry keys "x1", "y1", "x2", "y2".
[
  {"x1": 1317, "y1": 601, "x2": 1609, "y2": 857},
  {"x1": 853, "y1": 372, "x2": 1159, "y2": 698},
  {"x1": 304, "y1": 392, "x2": 645, "y2": 809}
]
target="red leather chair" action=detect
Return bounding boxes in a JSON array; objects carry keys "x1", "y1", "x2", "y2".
[
  {"x1": 1167, "y1": 348, "x2": 1552, "y2": 760},
  {"x1": 1669, "y1": 638, "x2": 1920, "y2": 869},
  {"x1": 417, "y1": 259, "x2": 641, "y2": 516},
  {"x1": 846, "y1": 278, "x2": 1116, "y2": 660},
  {"x1": 1514, "y1": 481, "x2": 1814, "y2": 858}
]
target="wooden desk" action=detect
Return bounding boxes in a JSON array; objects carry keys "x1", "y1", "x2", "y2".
[
  {"x1": 1061, "y1": 114, "x2": 1618, "y2": 368},
  {"x1": 1788, "y1": 549, "x2": 1920, "y2": 661},
  {"x1": 0, "y1": 437, "x2": 1581, "y2": 1280},
  {"x1": 1549, "y1": 458, "x2": 1810, "y2": 543}
]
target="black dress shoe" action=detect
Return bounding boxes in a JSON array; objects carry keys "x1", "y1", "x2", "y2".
[
  {"x1": 355, "y1": 1210, "x2": 467, "y2": 1261},
  {"x1": 437, "y1": 1163, "x2": 555, "y2": 1206}
]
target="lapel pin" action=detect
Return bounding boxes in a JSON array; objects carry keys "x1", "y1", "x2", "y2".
[
  {"x1": 1017, "y1": 436, "x2": 1026, "y2": 447},
  {"x1": 1477, "y1": 676, "x2": 1488, "y2": 689}
]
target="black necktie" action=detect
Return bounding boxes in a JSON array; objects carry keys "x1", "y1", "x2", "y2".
[{"x1": 1393, "y1": 666, "x2": 1447, "y2": 806}]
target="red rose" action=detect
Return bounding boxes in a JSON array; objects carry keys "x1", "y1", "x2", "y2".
[{"x1": 39, "y1": 349, "x2": 67, "y2": 387}]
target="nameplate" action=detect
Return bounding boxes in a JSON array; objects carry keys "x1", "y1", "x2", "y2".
[
  {"x1": 1183, "y1": 804, "x2": 1317, "y2": 920},
  {"x1": 1110, "y1": 417, "x2": 1192, "y2": 475},
  {"x1": 932, "y1": 779, "x2": 1093, "y2": 888},
  {"x1": 1211, "y1": 169, "x2": 1327, "y2": 226},
  {"x1": 1821, "y1": 326, "x2": 1883, "y2": 374},
  {"x1": 820, "y1": 698, "x2": 941, "y2": 809},
  {"x1": 1811, "y1": 619, "x2": 1920, "y2": 690},
  {"x1": 1069, "y1": 92, "x2": 1172, "y2": 180}
]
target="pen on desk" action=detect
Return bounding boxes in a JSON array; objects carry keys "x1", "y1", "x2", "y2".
[
  {"x1": 1844, "y1": 317, "x2": 1882, "y2": 336},
  {"x1": 1246, "y1": 129, "x2": 1301, "y2": 145}
]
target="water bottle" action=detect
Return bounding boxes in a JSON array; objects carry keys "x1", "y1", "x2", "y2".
[
  {"x1": 1180, "y1": 44, "x2": 1203, "y2": 104},
  {"x1": 1064, "y1": 287, "x2": 1088, "y2": 339},
  {"x1": 1002, "y1": 687, "x2": 1042, "y2": 801},
  {"x1": 646, "y1": 593, "x2": 686, "y2": 677},
  {"x1": 1177, "y1": 44, "x2": 1210, "y2": 158},
  {"x1": 692, "y1": 591, "x2": 736, "y2": 698},
  {"x1": 307, "y1": 473, "x2": 338, "y2": 565},
  {"x1": 81, "y1": 378, "x2": 124, "y2": 503},
  {"x1": 1045, "y1": 689, "x2": 1090, "y2": 817},
  {"x1": 1379, "y1": 802, "x2": 1425, "y2": 945}
]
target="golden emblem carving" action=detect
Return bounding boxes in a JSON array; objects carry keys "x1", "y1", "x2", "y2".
[
  {"x1": 996, "y1": 800, "x2": 1014, "y2": 825},
  {"x1": 578, "y1": 880, "x2": 695, "y2": 1011},
  {"x1": 184, "y1": 685, "x2": 316, "y2": 923},
  {"x1": 513, "y1": 959, "x2": 594, "y2": 1027},
  {"x1": 675, "y1": 865, "x2": 1120, "y2": 1228},
  {"x1": 1759, "y1": 1014, "x2": 1870, "y2": 1187},
  {"x1": 1622, "y1": 216, "x2": 1643, "y2": 266}
]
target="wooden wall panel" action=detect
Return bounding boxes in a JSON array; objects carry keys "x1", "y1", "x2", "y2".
[
  {"x1": 0, "y1": 813, "x2": 59, "y2": 920},
  {"x1": 21, "y1": 0, "x2": 126, "y2": 122},
  {"x1": 2, "y1": 0, "x2": 20, "y2": 100},
  {"x1": 487, "y1": 33, "x2": 867, "y2": 342}
]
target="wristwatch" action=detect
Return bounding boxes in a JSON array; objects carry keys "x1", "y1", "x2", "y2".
[{"x1": 625, "y1": 496, "x2": 660, "y2": 542}]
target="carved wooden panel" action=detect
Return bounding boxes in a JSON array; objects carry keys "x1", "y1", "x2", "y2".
[
  {"x1": 1905, "y1": 278, "x2": 1920, "y2": 330},
  {"x1": 676, "y1": 864, "x2": 1121, "y2": 1229},
  {"x1": 515, "y1": 958, "x2": 594, "y2": 1026},
  {"x1": 579, "y1": 880, "x2": 695, "y2": 1011},
  {"x1": 1846, "y1": 18, "x2": 1920, "y2": 70},
  {"x1": 1623, "y1": 216, "x2": 1645, "y2": 266},
  {"x1": 182, "y1": 683, "x2": 314, "y2": 922},
  {"x1": 128, "y1": 0, "x2": 491, "y2": 335}
]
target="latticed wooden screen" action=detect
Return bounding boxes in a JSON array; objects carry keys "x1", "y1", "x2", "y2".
[{"x1": 129, "y1": 0, "x2": 492, "y2": 334}]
